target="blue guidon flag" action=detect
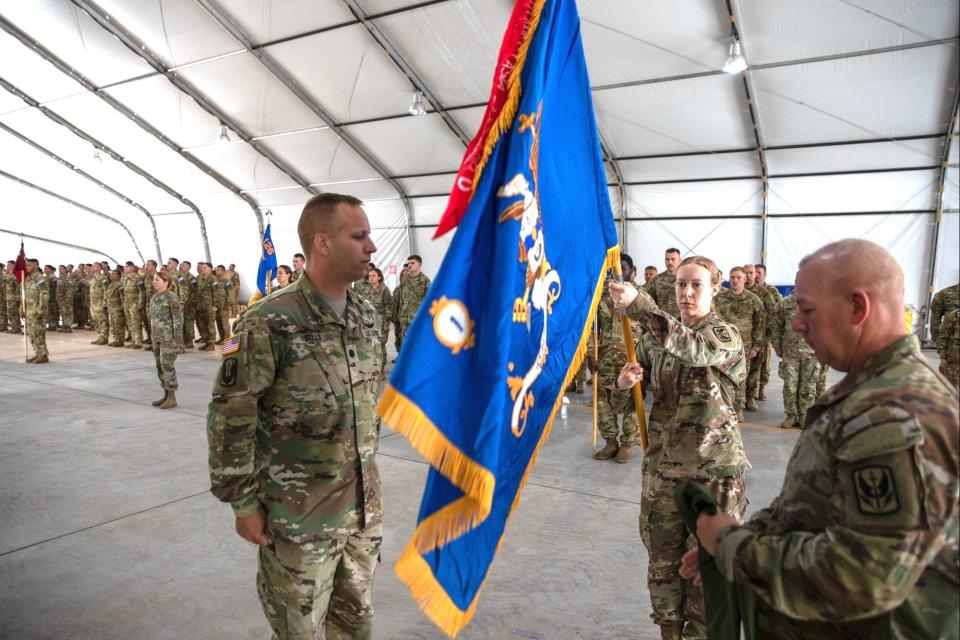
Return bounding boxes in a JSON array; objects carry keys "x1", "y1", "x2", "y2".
[
  {"x1": 376, "y1": 0, "x2": 620, "y2": 636},
  {"x1": 256, "y1": 223, "x2": 278, "y2": 296}
]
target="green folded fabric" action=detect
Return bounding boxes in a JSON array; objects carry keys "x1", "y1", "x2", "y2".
[{"x1": 675, "y1": 481, "x2": 758, "y2": 640}]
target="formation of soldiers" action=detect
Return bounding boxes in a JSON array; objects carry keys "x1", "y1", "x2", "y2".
[{"x1": 0, "y1": 257, "x2": 242, "y2": 362}]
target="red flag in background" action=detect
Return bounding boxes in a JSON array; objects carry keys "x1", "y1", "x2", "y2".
[{"x1": 13, "y1": 239, "x2": 26, "y2": 281}]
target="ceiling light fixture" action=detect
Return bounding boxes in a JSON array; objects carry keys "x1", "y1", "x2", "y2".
[
  {"x1": 217, "y1": 122, "x2": 231, "y2": 143},
  {"x1": 93, "y1": 147, "x2": 103, "y2": 162},
  {"x1": 408, "y1": 90, "x2": 427, "y2": 116},
  {"x1": 722, "y1": 36, "x2": 748, "y2": 74}
]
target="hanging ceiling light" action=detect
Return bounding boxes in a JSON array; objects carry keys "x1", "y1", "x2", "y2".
[
  {"x1": 722, "y1": 36, "x2": 748, "y2": 74},
  {"x1": 93, "y1": 147, "x2": 103, "y2": 162},
  {"x1": 408, "y1": 90, "x2": 427, "y2": 116},
  {"x1": 217, "y1": 122, "x2": 231, "y2": 143}
]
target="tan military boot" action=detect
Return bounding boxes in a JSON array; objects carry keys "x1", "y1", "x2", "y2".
[
  {"x1": 158, "y1": 391, "x2": 177, "y2": 409},
  {"x1": 757, "y1": 388, "x2": 766, "y2": 401},
  {"x1": 200, "y1": 343, "x2": 215, "y2": 351},
  {"x1": 593, "y1": 440, "x2": 619, "y2": 460},
  {"x1": 736, "y1": 409, "x2": 745, "y2": 422},
  {"x1": 25, "y1": 355, "x2": 37, "y2": 363},
  {"x1": 96, "y1": 338, "x2": 109, "y2": 345},
  {"x1": 152, "y1": 391, "x2": 168, "y2": 407},
  {"x1": 614, "y1": 444, "x2": 634, "y2": 464},
  {"x1": 745, "y1": 398, "x2": 758, "y2": 411},
  {"x1": 659, "y1": 622, "x2": 684, "y2": 640},
  {"x1": 33, "y1": 354, "x2": 49, "y2": 364},
  {"x1": 780, "y1": 415, "x2": 797, "y2": 429},
  {"x1": 111, "y1": 341, "x2": 124, "y2": 347}
]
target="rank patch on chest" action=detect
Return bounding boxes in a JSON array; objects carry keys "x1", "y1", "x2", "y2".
[{"x1": 853, "y1": 465, "x2": 899, "y2": 515}]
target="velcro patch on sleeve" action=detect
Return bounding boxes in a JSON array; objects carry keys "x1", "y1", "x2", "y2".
[{"x1": 221, "y1": 335, "x2": 241, "y2": 356}]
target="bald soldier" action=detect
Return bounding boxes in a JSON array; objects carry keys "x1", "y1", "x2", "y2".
[
  {"x1": 683, "y1": 239, "x2": 959, "y2": 638},
  {"x1": 208, "y1": 193, "x2": 383, "y2": 640}
]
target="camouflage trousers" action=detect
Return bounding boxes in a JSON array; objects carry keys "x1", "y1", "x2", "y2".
[
  {"x1": 940, "y1": 362, "x2": 959, "y2": 390},
  {"x1": 196, "y1": 307, "x2": 216, "y2": 344},
  {"x1": 141, "y1": 306, "x2": 152, "y2": 342},
  {"x1": 77, "y1": 291, "x2": 89, "y2": 327},
  {"x1": 597, "y1": 371, "x2": 639, "y2": 444},
  {"x1": 397, "y1": 320, "x2": 414, "y2": 354},
  {"x1": 216, "y1": 307, "x2": 231, "y2": 342},
  {"x1": 58, "y1": 292, "x2": 74, "y2": 327},
  {"x1": 182, "y1": 304, "x2": 196, "y2": 344},
  {"x1": 744, "y1": 349, "x2": 762, "y2": 406},
  {"x1": 25, "y1": 311, "x2": 48, "y2": 356},
  {"x1": 152, "y1": 341, "x2": 178, "y2": 390},
  {"x1": 91, "y1": 304, "x2": 108, "y2": 341},
  {"x1": 779, "y1": 356, "x2": 821, "y2": 419},
  {"x1": 640, "y1": 470, "x2": 746, "y2": 635},
  {"x1": 0, "y1": 294, "x2": 6, "y2": 328},
  {"x1": 123, "y1": 303, "x2": 142, "y2": 346},
  {"x1": 5, "y1": 297, "x2": 20, "y2": 332},
  {"x1": 757, "y1": 342, "x2": 772, "y2": 387},
  {"x1": 46, "y1": 298, "x2": 60, "y2": 329},
  {"x1": 393, "y1": 320, "x2": 402, "y2": 352},
  {"x1": 258, "y1": 524, "x2": 382, "y2": 640},
  {"x1": 108, "y1": 305, "x2": 125, "y2": 344}
]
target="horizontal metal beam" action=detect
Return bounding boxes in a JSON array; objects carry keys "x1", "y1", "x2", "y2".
[
  {"x1": 0, "y1": 120, "x2": 162, "y2": 261},
  {"x1": 0, "y1": 227, "x2": 118, "y2": 263},
  {"x1": 625, "y1": 209, "x2": 936, "y2": 221},
  {"x1": 0, "y1": 169, "x2": 144, "y2": 262},
  {"x1": 0, "y1": 15, "x2": 216, "y2": 260},
  {"x1": 621, "y1": 164, "x2": 940, "y2": 186}
]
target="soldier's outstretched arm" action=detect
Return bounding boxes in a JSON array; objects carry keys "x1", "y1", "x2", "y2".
[
  {"x1": 206, "y1": 313, "x2": 280, "y2": 518},
  {"x1": 713, "y1": 407, "x2": 956, "y2": 622}
]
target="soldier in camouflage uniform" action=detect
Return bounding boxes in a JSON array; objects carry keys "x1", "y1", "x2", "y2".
[
  {"x1": 291, "y1": 253, "x2": 305, "y2": 282},
  {"x1": 24, "y1": 259, "x2": 50, "y2": 363},
  {"x1": 213, "y1": 265, "x2": 231, "y2": 344},
  {"x1": 56, "y1": 265, "x2": 75, "y2": 332},
  {"x1": 43, "y1": 265, "x2": 60, "y2": 331},
  {"x1": 937, "y1": 308, "x2": 959, "y2": 389},
  {"x1": 4, "y1": 260, "x2": 21, "y2": 333},
  {"x1": 194, "y1": 262, "x2": 216, "y2": 351},
  {"x1": 226, "y1": 263, "x2": 240, "y2": 317},
  {"x1": 589, "y1": 255, "x2": 642, "y2": 463},
  {"x1": 715, "y1": 266, "x2": 765, "y2": 420},
  {"x1": 120, "y1": 263, "x2": 144, "y2": 348},
  {"x1": 644, "y1": 247, "x2": 682, "y2": 318},
  {"x1": 88, "y1": 263, "x2": 109, "y2": 345},
  {"x1": 75, "y1": 266, "x2": 90, "y2": 329},
  {"x1": 148, "y1": 270, "x2": 183, "y2": 409},
  {"x1": 769, "y1": 293, "x2": 822, "y2": 429},
  {"x1": 140, "y1": 261, "x2": 157, "y2": 348},
  {"x1": 354, "y1": 267, "x2": 392, "y2": 368},
  {"x1": 106, "y1": 270, "x2": 126, "y2": 347},
  {"x1": 208, "y1": 194, "x2": 383, "y2": 640},
  {"x1": 393, "y1": 254, "x2": 431, "y2": 354},
  {"x1": 173, "y1": 259, "x2": 196, "y2": 349},
  {"x1": 929, "y1": 282, "x2": 959, "y2": 342},
  {"x1": 688, "y1": 239, "x2": 959, "y2": 639},
  {"x1": 610, "y1": 255, "x2": 749, "y2": 640},
  {"x1": 749, "y1": 264, "x2": 782, "y2": 402},
  {"x1": 0, "y1": 263, "x2": 6, "y2": 332}
]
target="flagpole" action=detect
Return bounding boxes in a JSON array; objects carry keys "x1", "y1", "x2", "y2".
[
  {"x1": 591, "y1": 314, "x2": 598, "y2": 451},
  {"x1": 20, "y1": 271, "x2": 27, "y2": 361},
  {"x1": 265, "y1": 270, "x2": 272, "y2": 295},
  {"x1": 611, "y1": 262, "x2": 648, "y2": 450}
]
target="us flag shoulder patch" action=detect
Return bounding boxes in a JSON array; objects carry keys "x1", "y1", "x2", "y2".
[{"x1": 221, "y1": 335, "x2": 240, "y2": 356}]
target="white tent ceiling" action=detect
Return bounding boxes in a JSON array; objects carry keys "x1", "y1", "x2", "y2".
[{"x1": 0, "y1": 0, "x2": 957, "y2": 314}]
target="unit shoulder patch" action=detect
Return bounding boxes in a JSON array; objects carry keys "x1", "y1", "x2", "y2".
[{"x1": 853, "y1": 465, "x2": 900, "y2": 515}]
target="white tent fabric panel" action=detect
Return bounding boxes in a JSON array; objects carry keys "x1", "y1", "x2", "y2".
[
  {"x1": 152, "y1": 214, "x2": 207, "y2": 267},
  {"x1": 264, "y1": 24, "x2": 417, "y2": 124},
  {"x1": 765, "y1": 139, "x2": 944, "y2": 175},
  {"x1": 239, "y1": 185, "x2": 313, "y2": 208},
  {"x1": 0, "y1": 0, "x2": 154, "y2": 88},
  {"x1": 767, "y1": 212, "x2": 933, "y2": 306},
  {"x1": 257, "y1": 129, "x2": 389, "y2": 184},
  {"x1": 626, "y1": 179, "x2": 763, "y2": 217},
  {"x1": 226, "y1": 1, "x2": 355, "y2": 45},
  {"x1": 450, "y1": 107, "x2": 485, "y2": 142},
  {"x1": 620, "y1": 152, "x2": 758, "y2": 182},
  {"x1": 625, "y1": 218, "x2": 763, "y2": 274},
  {"x1": 409, "y1": 196, "x2": 449, "y2": 227},
  {"x1": 398, "y1": 175, "x2": 456, "y2": 198},
  {"x1": 594, "y1": 75, "x2": 756, "y2": 157},
  {"x1": 768, "y1": 171, "x2": 939, "y2": 214},
  {"x1": 412, "y1": 226, "x2": 455, "y2": 279},
  {"x1": 0, "y1": 230, "x2": 114, "y2": 266},
  {"x1": 0, "y1": 31, "x2": 86, "y2": 106},
  {"x1": 343, "y1": 116, "x2": 467, "y2": 176},
  {"x1": 751, "y1": 46, "x2": 957, "y2": 146},
  {"x1": 187, "y1": 140, "x2": 301, "y2": 192},
  {"x1": 739, "y1": 0, "x2": 959, "y2": 65},
  {"x1": 932, "y1": 212, "x2": 959, "y2": 292},
  {"x1": 944, "y1": 167, "x2": 959, "y2": 210}
]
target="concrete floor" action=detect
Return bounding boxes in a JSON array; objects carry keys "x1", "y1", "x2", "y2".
[{"x1": 0, "y1": 329, "x2": 941, "y2": 639}]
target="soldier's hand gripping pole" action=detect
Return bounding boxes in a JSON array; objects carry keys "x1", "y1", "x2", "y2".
[{"x1": 610, "y1": 263, "x2": 648, "y2": 451}]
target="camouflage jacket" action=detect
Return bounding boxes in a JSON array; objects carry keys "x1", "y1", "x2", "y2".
[
  {"x1": 207, "y1": 276, "x2": 384, "y2": 542},
  {"x1": 716, "y1": 288, "x2": 765, "y2": 352},
  {"x1": 2, "y1": 271, "x2": 18, "y2": 298},
  {"x1": 769, "y1": 294, "x2": 816, "y2": 359},
  {"x1": 714, "y1": 336, "x2": 959, "y2": 638},
  {"x1": 354, "y1": 281, "x2": 392, "y2": 327},
  {"x1": 106, "y1": 280, "x2": 123, "y2": 308},
  {"x1": 596, "y1": 286, "x2": 642, "y2": 376},
  {"x1": 645, "y1": 271, "x2": 679, "y2": 318},
  {"x1": 0, "y1": 272, "x2": 5, "y2": 303},
  {"x1": 227, "y1": 271, "x2": 240, "y2": 305},
  {"x1": 930, "y1": 283, "x2": 959, "y2": 341},
  {"x1": 613, "y1": 288, "x2": 749, "y2": 479},
  {"x1": 89, "y1": 273, "x2": 109, "y2": 306},
  {"x1": 121, "y1": 273, "x2": 143, "y2": 307},
  {"x1": 149, "y1": 289, "x2": 183, "y2": 345},
  {"x1": 195, "y1": 274, "x2": 214, "y2": 308},
  {"x1": 394, "y1": 271, "x2": 431, "y2": 324},
  {"x1": 25, "y1": 272, "x2": 49, "y2": 316},
  {"x1": 46, "y1": 276, "x2": 58, "y2": 313},
  {"x1": 937, "y1": 309, "x2": 959, "y2": 370},
  {"x1": 172, "y1": 273, "x2": 190, "y2": 306},
  {"x1": 748, "y1": 282, "x2": 782, "y2": 328},
  {"x1": 143, "y1": 272, "x2": 156, "y2": 306},
  {"x1": 56, "y1": 274, "x2": 75, "y2": 304},
  {"x1": 212, "y1": 276, "x2": 227, "y2": 308}
]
